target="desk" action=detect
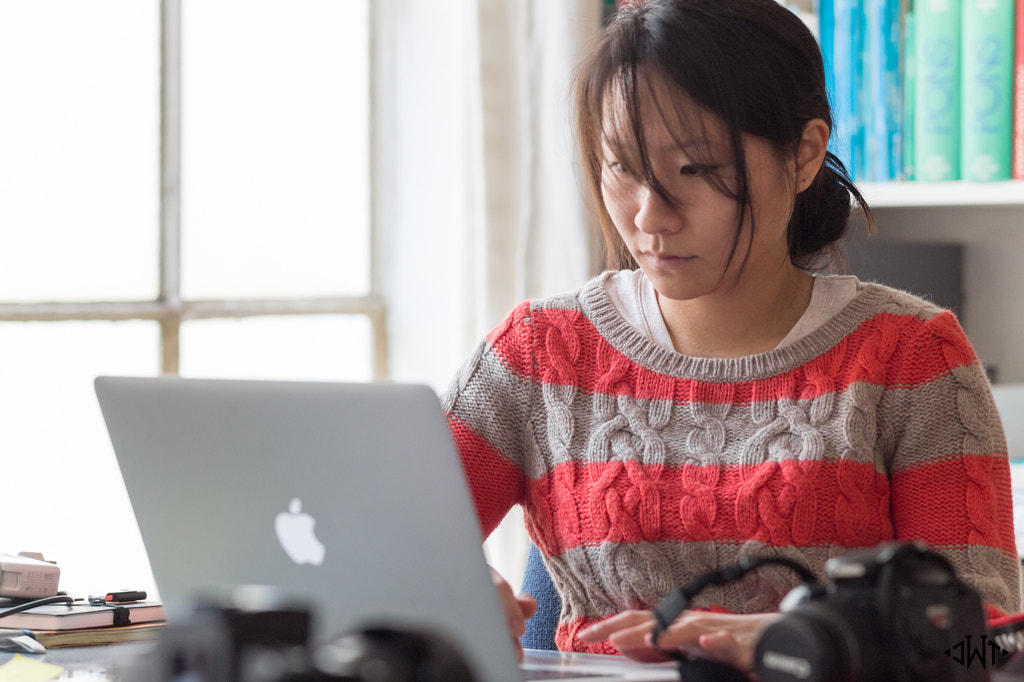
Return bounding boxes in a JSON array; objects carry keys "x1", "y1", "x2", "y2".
[
  {"x1": 12, "y1": 642, "x2": 1024, "y2": 681},
  {"x1": 13, "y1": 644, "x2": 681, "y2": 681},
  {"x1": 0, "y1": 641, "x2": 152, "y2": 680}
]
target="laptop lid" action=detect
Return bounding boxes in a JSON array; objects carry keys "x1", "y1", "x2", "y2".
[{"x1": 94, "y1": 376, "x2": 518, "y2": 682}]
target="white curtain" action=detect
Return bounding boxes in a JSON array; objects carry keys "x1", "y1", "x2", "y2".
[{"x1": 373, "y1": 0, "x2": 603, "y2": 588}]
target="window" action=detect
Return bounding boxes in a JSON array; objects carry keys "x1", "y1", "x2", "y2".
[{"x1": 0, "y1": 0, "x2": 374, "y2": 597}]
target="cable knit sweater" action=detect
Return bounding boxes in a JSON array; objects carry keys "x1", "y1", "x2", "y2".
[{"x1": 442, "y1": 272, "x2": 1023, "y2": 654}]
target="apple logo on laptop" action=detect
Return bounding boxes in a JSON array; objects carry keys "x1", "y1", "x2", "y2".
[{"x1": 274, "y1": 498, "x2": 326, "y2": 566}]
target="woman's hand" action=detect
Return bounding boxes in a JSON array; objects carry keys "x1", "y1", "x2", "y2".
[
  {"x1": 577, "y1": 609, "x2": 780, "y2": 672},
  {"x1": 490, "y1": 568, "x2": 538, "y2": 661}
]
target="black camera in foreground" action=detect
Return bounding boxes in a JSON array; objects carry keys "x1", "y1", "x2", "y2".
[
  {"x1": 652, "y1": 542, "x2": 1011, "y2": 682},
  {"x1": 126, "y1": 586, "x2": 477, "y2": 682},
  {"x1": 754, "y1": 543, "x2": 1001, "y2": 682}
]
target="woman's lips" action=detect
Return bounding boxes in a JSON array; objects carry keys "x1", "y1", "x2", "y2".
[{"x1": 643, "y1": 251, "x2": 694, "y2": 267}]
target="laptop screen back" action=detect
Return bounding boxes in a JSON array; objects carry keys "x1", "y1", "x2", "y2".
[{"x1": 95, "y1": 376, "x2": 518, "y2": 682}]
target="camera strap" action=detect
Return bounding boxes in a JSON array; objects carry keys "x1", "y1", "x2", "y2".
[
  {"x1": 650, "y1": 555, "x2": 818, "y2": 644},
  {"x1": 648, "y1": 556, "x2": 819, "y2": 682}
]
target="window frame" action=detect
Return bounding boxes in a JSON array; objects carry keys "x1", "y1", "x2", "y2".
[{"x1": 0, "y1": 0, "x2": 387, "y2": 380}]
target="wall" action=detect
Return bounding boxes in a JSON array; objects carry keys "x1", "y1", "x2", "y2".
[{"x1": 871, "y1": 204, "x2": 1024, "y2": 383}]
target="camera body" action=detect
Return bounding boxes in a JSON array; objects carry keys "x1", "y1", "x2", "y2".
[
  {"x1": 754, "y1": 543, "x2": 995, "y2": 682},
  {"x1": 127, "y1": 586, "x2": 477, "y2": 682}
]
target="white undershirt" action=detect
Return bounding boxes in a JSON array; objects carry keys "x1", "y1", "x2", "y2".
[{"x1": 604, "y1": 270, "x2": 860, "y2": 353}]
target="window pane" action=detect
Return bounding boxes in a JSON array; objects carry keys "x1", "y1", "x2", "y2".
[
  {"x1": 0, "y1": 321, "x2": 160, "y2": 597},
  {"x1": 179, "y1": 315, "x2": 373, "y2": 382},
  {"x1": 0, "y1": 2, "x2": 159, "y2": 303},
  {"x1": 181, "y1": 0, "x2": 370, "y2": 299}
]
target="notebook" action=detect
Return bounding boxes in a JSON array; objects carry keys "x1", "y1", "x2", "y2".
[{"x1": 94, "y1": 376, "x2": 679, "y2": 682}]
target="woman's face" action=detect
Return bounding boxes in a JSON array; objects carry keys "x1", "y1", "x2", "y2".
[{"x1": 599, "y1": 83, "x2": 798, "y2": 303}]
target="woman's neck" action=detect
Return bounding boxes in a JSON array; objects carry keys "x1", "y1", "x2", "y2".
[{"x1": 656, "y1": 264, "x2": 814, "y2": 359}]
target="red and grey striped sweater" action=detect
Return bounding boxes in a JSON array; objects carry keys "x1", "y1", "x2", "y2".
[{"x1": 442, "y1": 273, "x2": 1022, "y2": 654}]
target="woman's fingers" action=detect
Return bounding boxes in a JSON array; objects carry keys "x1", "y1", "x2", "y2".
[
  {"x1": 578, "y1": 609, "x2": 780, "y2": 672},
  {"x1": 490, "y1": 568, "x2": 534, "y2": 660},
  {"x1": 577, "y1": 611, "x2": 671, "y2": 662},
  {"x1": 651, "y1": 611, "x2": 779, "y2": 671},
  {"x1": 517, "y1": 592, "x2": 539, "y2": 621},
  {"x1": 577, "y1": 610, "x2": 654, "y2": 642},
  {"x1": 693, "y1": 630, "x2": 753, "y2": 671}
]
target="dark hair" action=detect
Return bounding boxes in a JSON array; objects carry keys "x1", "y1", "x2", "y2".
[{"x1": 573, "y1": 0, "x2": 872, "y2": 273}]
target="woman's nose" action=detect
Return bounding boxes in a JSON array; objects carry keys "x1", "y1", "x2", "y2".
[{"x1": 634, "y1": 185, "x2": 681, "y2": 235}]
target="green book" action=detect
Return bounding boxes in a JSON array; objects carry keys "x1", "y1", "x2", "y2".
[
  {"x1": 960, "y1": 0, "x2": 1015, "y2": 181},
  {"x1": 914, "y1": 0, "x2": 961, "y2": 180}
]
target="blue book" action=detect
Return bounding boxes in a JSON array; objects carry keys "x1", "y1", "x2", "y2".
[
  {"x1": 868, "y1": 0, "x2": 902, "y2": 181},
  {"x1": 851, "y1": 1, "x2": 869, "y2": 181},
  {"x1": 832, "y1": 0, "x2": 859, "y2": 178},
  {"x1": 818, "y1": 0, "x2": 837, "y2": 152},
  {"x1": 902, "y1": 6, "x2": 916, "y2": 180},
  {"x1": 863, "y1": 0, "x2": 880, "y2": 181}
]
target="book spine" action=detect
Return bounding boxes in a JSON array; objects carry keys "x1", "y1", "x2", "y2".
[
  {"x1": 865, "y1": 0, "x2": 880, "y2": 182},
  {"x1": 903, "y1": 5, "x2": 916, "y2": 180},
  {"x1": 869, "y1": 0, "x2": 902, "y2": 181},
  {"x1": 851, "y1": 1, "x2": 869, "y2": 181},
  {"x1": 832, "y1": 0, "x2": 857, "y2": 175},
  {"x1": 961, "y1": 0, "x2": 1015, "y2": 181},
  {"x1": 885, "y1": 0, "x2": 903, "y2": 180},
  {"x1": 914, "y1": 0, "x2": 961, "y2": 181},
  {"x1": 1012, "y1": 0, "x2": 1024, "y2": 178},
  {"x1": 819, "y1": 0, "x2": 836, "y2": 131}
]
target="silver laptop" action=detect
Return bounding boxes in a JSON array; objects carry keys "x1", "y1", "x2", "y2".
[{"x1": 95, "y1": 376, "x2": 679, "y2": 682}]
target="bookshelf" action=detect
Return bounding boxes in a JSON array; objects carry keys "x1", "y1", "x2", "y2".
[
  {"x1": 853, "y1": 182, "x2": 1024, "y2": 383},
  {"x1": 780, "y1": 0, "x2": 1024, "y2": 378},
  {"x1": 804, "y1": 0, "x2": 1024, "y2": 382}
]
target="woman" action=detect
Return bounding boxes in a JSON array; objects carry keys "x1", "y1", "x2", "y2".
[{"x1": 442, "y1": 0, "x2": 1022, "y2": 672}]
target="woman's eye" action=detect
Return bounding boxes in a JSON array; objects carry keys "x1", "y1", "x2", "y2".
[
  {"x1": 605, "y1": 161, "x2": 639, "y2": 181},
  {"x1": 679, "y1": 164, "x2": 706, "y2": 176}
]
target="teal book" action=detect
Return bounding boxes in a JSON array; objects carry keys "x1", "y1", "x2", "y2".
[
  {"x1": 819, "y1": 0, "x2": 838, "y2": 157},
  {"x1": 903, "y1": 5, "x2": 916, "y2": 180},
  {"x1": 914, "y1": 0, "x2": 961, "y2": 180},
  {"x1": 868, "y1": 0, "x2": 903, "y2": 181},
  {"x1": 832, "y1": 0, "x2": 859, "y2": 176},
  {"x1": 960, "y1": 0, "x2": 1015, "y2": 181},
  {"x1": 1015, "y1": 0, "x2": 1024, "y2": 178},
  {"x1": 851, "y1": 1, "x2": 869, "y2": 180},
  {"x1": 863, "y1": 0, "x2": 880, "y2": 181},
  {"x1": 819, "y1": 0, "x2": 835, "y2": 100}
]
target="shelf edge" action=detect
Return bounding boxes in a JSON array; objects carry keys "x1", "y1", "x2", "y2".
[{"x1": 858, "y1": 181, "x2": 1024, "y2": 208}]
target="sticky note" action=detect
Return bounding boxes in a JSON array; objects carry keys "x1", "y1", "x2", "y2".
[{"x1": 0, "y1": 654, "x2": 64, "y2": 681}]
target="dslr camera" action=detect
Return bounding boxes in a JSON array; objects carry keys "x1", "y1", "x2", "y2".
[
  {"x1": 126, "y1": 586, "x2": 477, "y2": 682},
  {"x1": 754, "y1": 542, "x2": 1000, "y2": 682}
]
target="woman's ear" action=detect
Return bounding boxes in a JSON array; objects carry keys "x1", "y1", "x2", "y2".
[{"x1": 795, "y1": 118, "x2": 829, "y2": 193}]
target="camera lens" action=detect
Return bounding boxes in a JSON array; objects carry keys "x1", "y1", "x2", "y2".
[{"x1": 755, "y1": 607, "x2": 856, "y2": 682}]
